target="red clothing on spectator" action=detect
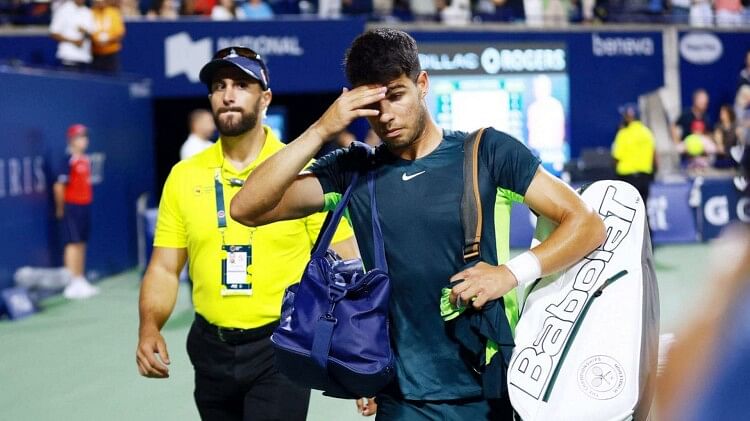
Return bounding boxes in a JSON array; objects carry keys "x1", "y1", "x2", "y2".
[{"x1": 61, "y1": 154, "x2": 93, "y2": 205}]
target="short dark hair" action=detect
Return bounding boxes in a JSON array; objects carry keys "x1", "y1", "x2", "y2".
[{"x1": 344, "y1": 28, "x2": 421, "y2": 87}]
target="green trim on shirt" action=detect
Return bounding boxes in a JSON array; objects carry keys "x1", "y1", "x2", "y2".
[
  {"x1": 496, "y1": 189, "x2": 520, "y2": 334},
  {"x1": 323, "y1": 192, "x2": 342, "y2": 212}
]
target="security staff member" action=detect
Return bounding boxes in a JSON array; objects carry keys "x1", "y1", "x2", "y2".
[
  {"x1": 136, "y1": 46, "x2": 356, "y2": 421},
  {"x1": 611, "y1": 103, "x2": 656, "y2": 204}
]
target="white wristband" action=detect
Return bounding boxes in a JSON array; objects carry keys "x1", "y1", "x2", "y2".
[{"x1": 503, "y1": 250, "x2": 542, "y2": 287}]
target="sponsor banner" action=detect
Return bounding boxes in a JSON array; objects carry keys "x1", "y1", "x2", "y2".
[
  {"x1": 699, "y1": 177, "x2": 747, "y2": 241},
  {"x1": 122, "y1": 19, "x2": 366, "y2": 96},
  {"x1": 419, "y1": 42, "x2": 567, "y2": 76},
  {"x1": 649, "y1": 181, "x2": 698, "y2": 244}
]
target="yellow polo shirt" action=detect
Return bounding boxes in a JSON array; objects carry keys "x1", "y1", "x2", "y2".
[
  {"x1": 611, "y1": 120, "x2": 655, "y2": 176},
  {"x1": 154, "y1": 127, "x2": 353, "y2": 329}
]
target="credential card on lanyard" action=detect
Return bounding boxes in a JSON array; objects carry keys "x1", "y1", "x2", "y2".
[{"x1": 222, "y1": 245, "x2": 252, "y2": 296}]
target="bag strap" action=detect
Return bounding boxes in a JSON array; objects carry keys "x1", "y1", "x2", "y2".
[
  {"x1": 310, "y1": 166, "x2": 388, "y2": 272},
  {"x1": 311, "y1": 171, "x2": 360, "y2": 258},
  {"x1": 461, "y1": 128, "x2": 485, "y2": 262},
  {"x1": 368, "y1": 171, "x2": 388, "y2": 272}
]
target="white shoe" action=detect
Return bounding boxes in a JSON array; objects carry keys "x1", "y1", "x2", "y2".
[{"x1": 63, "y1": 278, "x2": 99, "y2": 300}]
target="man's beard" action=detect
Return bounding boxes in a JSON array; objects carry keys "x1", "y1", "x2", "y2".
[{"x1": 214, "y1": 101, "x2": 260, "y2": 137}]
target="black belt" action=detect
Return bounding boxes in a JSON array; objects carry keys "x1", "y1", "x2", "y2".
[{"x1": 194, "y1": 313, "x2": 278, "y2": 345}]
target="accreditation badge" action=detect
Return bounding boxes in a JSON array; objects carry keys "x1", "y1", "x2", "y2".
[{"x1": 221, "y1": 245, "x2": 252, "y2": 296}]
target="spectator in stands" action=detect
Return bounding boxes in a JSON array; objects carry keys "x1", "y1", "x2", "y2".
[
  {"x1": 689, "y1": 0, "x2": 713, "y2": 25},
  {"x1": 715, "y1": 0, "x2": 743, "y2": 26},
  {"x1": 146, "y1": 0, "x2": 178, "y2": 19},
  {"x1": 180, "y1": 109, "x2": 216, "y2": 160},
  {"x1": 668, "y1": 0, "x2": 690, "y2": 24},
  {"x1": 136, "y1": 45, "x2": 356, "y2": 420},
  {"x1": 714, "y1": 104, "x2": 742, "y2": 168},
  {"x1": 49, "y1": 0, "x2": 95, "y2": 70},
  {"x1": 524, "y1": 0, "x2": 567, "y2": 25},
  {"x1": 342, "y1": 0, "x2": 374, "y2": 16},
  {"x1": 371, "y1": 0, "x2": 394, "y2": 18},
  {"x1": 193, "y1": 0, "x2": 216, "y2": 15},
  {"x1": 611, "y1": 103, "x2": 656, "y2": 204},
  {"x1": 318, "y1": 0, "x2": 341, "y2": 17},
  {"x1": 672, "y1": 88, "x2": 712, "y2": 149},
  {"x1": 438, "y1": 0, "x2": 471, "y2": 24},
  {"x1": 119, "y1": 0, "x2": 143, "y2": 18},
  {"x1": 474, "y1": 0, "x2": 526, "y2": 22},
  {"x1": 410, "y1": 0, "x2": 437, "y2": 21},
  {"x1": 54, "y1": 124, "x2": 99, "y2": 299},
  {"x1": 681, "y1": 120, "x2": 718, "y2": 171},
  {"x1": 238, "y1": 0, "x2": 274, "y2": 19},
  {"x1": 211, "y1": 0, "x2": 243, "y2": 19},
  {"x1": 91, "y1": 0, "x2": 125, "y2": 74}
]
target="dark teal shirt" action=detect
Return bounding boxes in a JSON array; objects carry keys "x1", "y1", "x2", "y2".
[{"x1": 310, "y1": 128, "x2": 540, "y2": 400}]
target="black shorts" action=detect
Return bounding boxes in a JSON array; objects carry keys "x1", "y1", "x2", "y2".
[{"x1": 61, "y1": 204, "x2": 91, "y2": 245}]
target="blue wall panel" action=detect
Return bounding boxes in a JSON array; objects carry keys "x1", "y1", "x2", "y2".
[
  {"x1": 678, "y1": 30, "x2": 750, "y2": 123},
  {"x1": 0, "y1": 68, "x2": 154, "y2": 291}
]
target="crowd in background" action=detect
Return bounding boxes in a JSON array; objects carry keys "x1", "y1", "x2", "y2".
[
  {"x1": 668, "y1": 52, "x2": 750, "y2": 177},
  {"x1": 3, "y1": 0, "x2": 750, "y2": 26}
]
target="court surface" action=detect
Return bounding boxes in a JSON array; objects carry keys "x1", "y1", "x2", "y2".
[{"x1": 0, "y1": 243, "x2": 713, "y2": 420}]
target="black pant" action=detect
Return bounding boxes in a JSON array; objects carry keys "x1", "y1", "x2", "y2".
[
  {"x1": 619, "y1": 172, "x2": 654, "y2": 247},
  {"x1": 92, "y1": 52, "x2": 120, "y2": 74},
  {"x1": 618, "y1": 173, "x2": 652, "y2": 205},
  {"x1": 186, "y1": 315, "x2": 310, "y2": 421}
]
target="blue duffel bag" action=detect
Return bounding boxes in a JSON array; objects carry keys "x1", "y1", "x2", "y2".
[{"x1": 271, "y1": 171, "x2": 394, "y2": 398}]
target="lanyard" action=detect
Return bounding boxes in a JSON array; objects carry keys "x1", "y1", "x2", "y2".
[
  {"x1": 214, "y1": 168, "x2": 254, "y2": 246},
  {"x1": 214, "y1": 169, "x2": 228, "y2": 246},
  {"x1": 214, "y1": 169, "x2": 228, "y2": 229}
]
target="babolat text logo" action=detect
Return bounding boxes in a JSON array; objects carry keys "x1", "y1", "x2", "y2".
[{"x1": 509, "y1": 185, "x2": 635, "y2": 399}]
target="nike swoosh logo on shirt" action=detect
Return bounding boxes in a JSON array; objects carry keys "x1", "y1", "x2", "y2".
[{"x1": 401, "y1": 171, "x2": 426, "y2": 181}]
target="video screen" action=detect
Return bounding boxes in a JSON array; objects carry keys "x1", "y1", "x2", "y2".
[{"x1": 420, "y1": 42, "x2": 570, "y2": 174}]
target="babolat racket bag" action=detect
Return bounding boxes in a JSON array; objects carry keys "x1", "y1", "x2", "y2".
[
  {"x1": 507, "y1": 180, "x2": 659, "y2": 421},
  {"x1": 271, "y1": 171, "x2": 394, "y2": 399}
]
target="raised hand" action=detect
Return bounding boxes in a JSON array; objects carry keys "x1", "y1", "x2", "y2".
[{"x1": 312, "y1": 86, "x2": 386, "y2": 141}]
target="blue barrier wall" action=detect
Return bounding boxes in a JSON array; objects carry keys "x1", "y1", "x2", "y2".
[{"x1": 0, "y1": 68, "x2": 154, "y2": 291}]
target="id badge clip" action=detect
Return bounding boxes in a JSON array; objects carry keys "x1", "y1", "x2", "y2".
[{"x1": 221, "y1": 245, "x2": 252, "y2": 296}]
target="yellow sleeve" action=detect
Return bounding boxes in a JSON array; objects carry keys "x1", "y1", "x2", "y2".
[
  {"x1": 153, "y1": 168, "x2": 187, "y2": 248},
  {"x1": 611, "y1": 131, "x2": 624, "y2": 161}
]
